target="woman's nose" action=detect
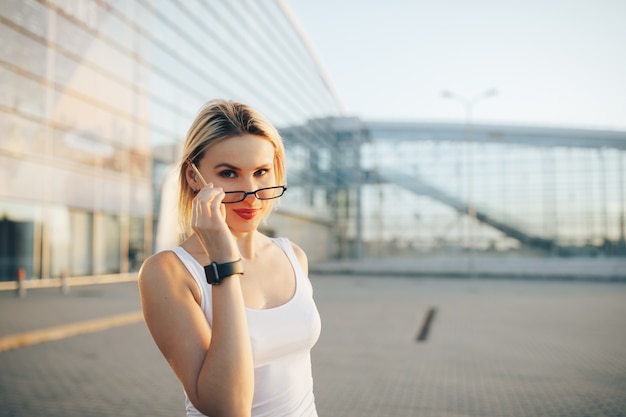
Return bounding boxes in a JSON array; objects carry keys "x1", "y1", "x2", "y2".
[
  {"x1": 239, "y1": 177, "x2": 261, "y2": 198},
  {"x1": 240, "y1": 177, "x2": 257, "y2": 193}
]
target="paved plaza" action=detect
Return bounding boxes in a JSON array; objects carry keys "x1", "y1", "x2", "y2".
[{"x1": 1, "y1": 272, "x2": 625, "y2": 417}]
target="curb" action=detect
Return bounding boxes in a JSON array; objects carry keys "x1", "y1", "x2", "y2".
[{"x1": 309, "y1": 267, "x2": 626, "y2": 282}]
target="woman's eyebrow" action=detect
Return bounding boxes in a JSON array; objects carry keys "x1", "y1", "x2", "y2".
[
  {"x1": 214, "y1": 162, "x2": 273, "y2": 170},
  {"x1": 214, "y1": 162, "x2": 239, "y2": 170}
]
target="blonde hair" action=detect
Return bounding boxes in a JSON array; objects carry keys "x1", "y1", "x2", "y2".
[{"x1": 177, "y1": 99, "x2": 286, "y2": 237}]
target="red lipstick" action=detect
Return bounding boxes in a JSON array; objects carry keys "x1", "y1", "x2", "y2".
[{"x1": 233, "y1": 208, "x2": 259, "y2": 220}]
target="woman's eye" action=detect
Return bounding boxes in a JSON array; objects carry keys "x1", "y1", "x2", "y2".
[
  {"x1": 255, "y1": 168, "x2": 268, "y2": 177},
  {"x1": 219, "y1": 170, "x2": 236, "y2": 178}
]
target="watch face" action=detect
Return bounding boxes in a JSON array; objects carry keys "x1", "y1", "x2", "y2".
[{"x1": 204, "y1": 263, "x2": 221, "y2": 285}]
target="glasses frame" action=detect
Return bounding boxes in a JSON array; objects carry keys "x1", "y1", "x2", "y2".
[{"x1": 222, "y1": 185, "x2": 287, "y2": 204}]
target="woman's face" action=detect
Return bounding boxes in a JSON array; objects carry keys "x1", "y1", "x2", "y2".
[{"x1": 193, "y1": 134, "x2": 278, "y2": 232}]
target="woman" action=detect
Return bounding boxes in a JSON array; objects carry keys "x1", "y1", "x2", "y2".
[{"x1": 139, "y1": 99, "x2": 322, "y2": 417}]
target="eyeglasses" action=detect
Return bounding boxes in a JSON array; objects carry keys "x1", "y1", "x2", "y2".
[{"x1": 222, "y1": 185, "x2": 287, "y2": 204}]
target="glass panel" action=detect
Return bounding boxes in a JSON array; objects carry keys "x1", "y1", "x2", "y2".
[
  {"x1": 53, "y1": 50, "x2": 134, "y2": 117},
  {"x1": 0, "y1": 0, "x2": 49, "y2": 39},
  {"x1": 94, "y1": 213, "x2": 120, "y2": 274},
  {"x1": 0, "y1": 23, "x2": 48, "y2": 80},
  {"x1": 12, "y1": 69, "x2": 47, "y2": 119},
  {"x1": 70, "y1": 210, "x2": 93, "y2": 276},
  {"x1": 52, "y1": 0, "x2": 101, "y2": 29},
  {"x1": 0, "y1": 110, "x2": 48, "y2": 157},
  {"x1": 48, "y1": 205, "x2": 72, "y2": 277}
]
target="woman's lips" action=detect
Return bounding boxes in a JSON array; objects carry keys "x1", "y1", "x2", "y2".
[{"x1": 233, "y1": 208, "x2": 259, "y2": 220}]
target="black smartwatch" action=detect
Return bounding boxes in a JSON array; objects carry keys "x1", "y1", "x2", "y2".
[{"x1": 204, "y1": 259, "x2": 244, "y2": 285}]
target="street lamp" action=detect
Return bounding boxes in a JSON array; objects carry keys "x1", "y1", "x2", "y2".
[
  {"x1": 441, "y1": 88, "x2": 498, "y2": 276},
  {"x1": 441, "y1": 89, "x2": 498, "y2": 130}
]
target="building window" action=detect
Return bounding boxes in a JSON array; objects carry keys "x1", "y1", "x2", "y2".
[
  {"x1": 128, "y1": 216, "x2": 145, "y2": 272},
  {"x1": 0, "y1": 201, "x2": 42, "y2": 281},
  {"x1": 94, "y1": 213, "x2": 120, "y2": 275}
]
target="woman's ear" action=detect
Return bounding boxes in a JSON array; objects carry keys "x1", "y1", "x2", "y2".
[{"x1": 185, "y1": 161, "x2": 200, "y2": 191}]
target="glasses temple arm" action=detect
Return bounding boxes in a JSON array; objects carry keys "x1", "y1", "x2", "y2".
[{"x1": 188, "y1": 160, "x2": 208, "y2": 186}]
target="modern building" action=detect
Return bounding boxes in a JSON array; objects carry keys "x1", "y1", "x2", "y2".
[
  {"x1": 2, "y1": 1, "x2": 625, "y2": 283},
  {"x1": 0, "y1": 0, "x2": 344, "y2": 281}
]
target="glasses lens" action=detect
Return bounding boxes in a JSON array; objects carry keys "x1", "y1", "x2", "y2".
[
  {"x1": 257, "y1": 186, "x2": 285, "y2": 200},
  {"x1": 222, "y1": 191, "x2": 246, "y2": 203}
]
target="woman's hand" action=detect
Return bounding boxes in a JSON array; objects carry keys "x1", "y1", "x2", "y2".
[{"x1": 191, "y1": 183, "x2": 240, "y2": 263}]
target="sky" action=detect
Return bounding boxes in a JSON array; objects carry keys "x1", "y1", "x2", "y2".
[{"x1": 287, "y1": 0, "x2": 626, "y2": 131}]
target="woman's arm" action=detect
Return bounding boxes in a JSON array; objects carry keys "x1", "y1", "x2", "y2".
[{"x1": 139, "y1": 252, "x2": 254, "y2": 417}]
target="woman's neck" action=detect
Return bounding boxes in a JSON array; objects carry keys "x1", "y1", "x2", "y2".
[{"x1": 233, "y1": 230, "x2": 260, "y2": 260}]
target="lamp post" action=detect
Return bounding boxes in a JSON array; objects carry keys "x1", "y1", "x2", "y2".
[{"x1": 441, "y1": 88, "x2": 498, "y2": 277}]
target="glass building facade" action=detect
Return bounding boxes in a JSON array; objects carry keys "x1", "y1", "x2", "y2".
[
  {"x1": 366, "y1": 122, "x2": 626, "y2": 258},
  {"x1": 0, "y1": 0, "x2": 343, "y2": 281},
  {"x1": 283, "y1": 120, "x2": 626, "y2": 259}
]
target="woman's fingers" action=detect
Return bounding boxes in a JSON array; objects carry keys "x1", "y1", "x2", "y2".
[
  {"x1": 191, "y1": 185, "x2": 239, "y2": 260},
  {"x1": 192, "y1": 185, "x2": 227, "y2": 227}
]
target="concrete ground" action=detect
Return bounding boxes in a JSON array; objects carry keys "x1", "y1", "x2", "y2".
[{"x1": 0, "y1": 273, "x2": 625, "y2": 417}]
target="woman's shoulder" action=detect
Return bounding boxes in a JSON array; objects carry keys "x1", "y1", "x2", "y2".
[
  {"x1": 140, "y1": 249, "x2": 179, "y2": 271},
  {"x1": 138, "y1": 249, "x2": 186, "y2": 288},
  {"x1": 138, "y1": 248, "x2": 204, "y2": 305},
  {"x1": 287, "y1": 240, "x2": 306, "y2": 258}
]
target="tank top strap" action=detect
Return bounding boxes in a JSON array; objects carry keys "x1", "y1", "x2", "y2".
[
  {"x1": 170, "y1": 246, "x2": 208, "y2": 311},
  {"x1": 271, "y1": 237, "x2": 307, "y2": 281},
  {"x1": 272, "y1": 237, "x2": 295, "y2": 262}
]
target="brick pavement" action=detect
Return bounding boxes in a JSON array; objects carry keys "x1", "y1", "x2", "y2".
[
  {"x1": 1, "y1": 276, "x2": 625, "y2": 416},
  {"x1": 0, "y1": 282, "x2": 183, "y2": 416},
  {"x1": 311, "y1": 276, "x2": 626, "y2": 417}
]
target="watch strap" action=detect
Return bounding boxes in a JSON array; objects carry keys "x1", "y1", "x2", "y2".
[{"x1": 204, "y1": 259, "x2": 244, "y2": 285}]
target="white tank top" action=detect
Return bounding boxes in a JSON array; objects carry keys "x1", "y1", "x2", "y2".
[{"x1": 171, "y1": 237, "x2": 322, "y2": 417}]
